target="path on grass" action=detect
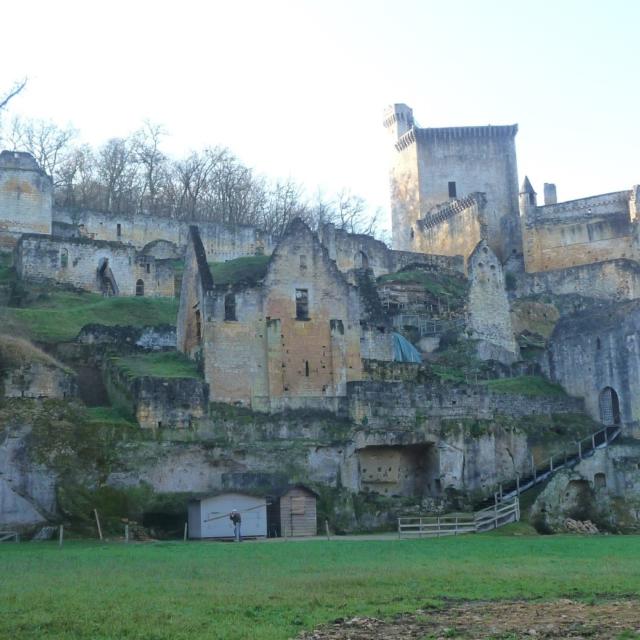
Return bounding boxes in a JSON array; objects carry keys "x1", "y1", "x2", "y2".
[{"x1": 299, "y1": 599, "x2": 640, "y2": 639}]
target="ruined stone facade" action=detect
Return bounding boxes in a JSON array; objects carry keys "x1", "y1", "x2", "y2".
[
  {"x1": 0, "y1": 151, "x2": 52, "y2": 250},
  {"x1": 15, "y1": 234, "x2": 175, "y2": 297},
  {"x1": 520, "y1": 179, "x2": 638, "y2": 273},
  {"x1": 179, "y1": 221, "x2": 363, "y2": 413},
  {"x1": 547, "y1": 300, "x2": 640, "y2": 431},
  {"x1": 52, "y1": 207, "x2": 274, "y2": 262}
]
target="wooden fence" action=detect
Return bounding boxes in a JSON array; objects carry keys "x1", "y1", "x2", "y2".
[
  {"x1": 0, "y1": 531, "x2": 19, "y2": 543},
  {"x1": 398, "y1": 497, "x2": 519, "y2": 538}
]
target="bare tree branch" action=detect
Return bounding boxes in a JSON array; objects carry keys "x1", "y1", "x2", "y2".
[{"x1": 0, "y1": 78, "x2": 27, "y2": 112}]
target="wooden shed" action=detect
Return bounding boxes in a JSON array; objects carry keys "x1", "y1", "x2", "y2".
[
  {"x1": 188, "y1": 492, "x2": 267, "y2": 539},
  {"x1": 279, "y1": 485, "x2": 318, "y2": 537}
]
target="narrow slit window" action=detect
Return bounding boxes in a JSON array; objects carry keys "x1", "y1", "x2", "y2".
[
  {"x1": 305, "y1": 360, "x2": 310, "y2": 377},
  {"x1": 224, "y1": 294, "x2": 237, "y2": 321},
  {"x1": 195, "y1": 309, "x2": 202, "y2": 340},
  {"x1": 146, "y1": 263, "x2": 151, "y2": 274},
  {"x1": 296, "y1": 289, "x2": 309, "y2": 320},
  {"x1": 116, "y1": 223, "x2": 122, "y2": 237},
  {"x1": 448, "y1": 181, "x2": 457, "y2": 198}
]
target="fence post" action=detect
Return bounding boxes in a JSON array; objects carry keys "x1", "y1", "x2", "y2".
[
  {"x1": 516, "y1": 473, "x2": 520, "y2": 496},
  {"x1": 398, "y1": 518, "x2": 401, "y2": 539},
  {"x1": 183, "y1": 522, "x2": 188, "y2": 542},
  {"x1": 454, "y1": 516, "x2": 458, "y2": 535},
  {"x1": 578, "y1": 441, "x2": 582, "y2": 459},
  {"x1": 125, "y1": 524, "x2": 129, "y2": 544},
  {"x1": 437, "y1": 517, "x2": 440, "y2": 538},
  {"x1": 94, "y1": 509, "x2": 103, "y2": 542},
  {"x1": 592, "y1": 434, "x2": 596, "y2": 450},
  {"x1": 494, "y1": 500, "x2": 498, "y2": 529},
  {"x1": 550, "y1": 456, "x2": 554, "y2": 472},
  {"x1": 58, "y1": 525, "x2": 64, "y2": 548}
]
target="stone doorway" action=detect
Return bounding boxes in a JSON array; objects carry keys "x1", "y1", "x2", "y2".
[{"x1": 599, "y1": 386, "x2": 621, "y2": 425}]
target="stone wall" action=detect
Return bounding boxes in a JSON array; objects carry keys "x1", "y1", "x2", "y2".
[
  {"x1": 523, "y1": 259, "x2": 640, "y2": 301},
  {"x1": 0, "y1": 151, "x2": 52, "y2": 250},
  {"x1": 385, "y1": 106, "x2": 521, "y2": 259},
  {"x1": 200, "y1": 220, "x2": 363, "y2": 413},
  {"x1": 547, "y1": 300, "x2": 640, "y2": 428},
  {"x1": 53, "y1": 208, "x2": 275, "y2": 261},
  {"x1": 414, "y1": 194, "x2": 486, "y2": 268},
  {"x1": 347, "y1": 380, "x2": 584, "y2": 429},
  {"x1": 318, "y1": 223, "x2": 464, "y2": 278},
  {"x1": 467, "y1": 241, "x2": 519, "y2": 363},
  {"x1": 15, "y1": 234, "x2": 175, "y2": 297},
  {"x1": 77, "y1": 324, "x2": 177, "y2": 350},
  {"x1": 2, "y1": 362, "x2": 76, "y2": 399},
  {"x1": 105, "y1": 359, "x2": 209, "y2": 430},
  {"x1": 522, "y1": 189, "x2": 635, "y2": 272}
]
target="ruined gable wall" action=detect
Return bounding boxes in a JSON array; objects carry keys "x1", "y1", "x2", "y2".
[
  {"x1": 523, "y1": 191, "x2": 635, "y2": 272},
  {"x1": 414, "y1": 129, "x2": 520, "y2": 259},
  {"x1": 203, "y1": 223, "x2": 363, "y2": 412},
  {"x1": 261, "y1": 223, "x2": 362, "y2": 407},
  {"x1": 0, "y1": 152, "x2": 52, "y2": 250},
  {"x1": 524, "y1": 259, "x2": 640, "y2": 301},
  {"x1": 467, "y1": 241, "x2": 519, "y2": 364},
  {"x1": 15, "y1": 235, "x2": 174, "y2": 297},
  {"x1": 53, "y1": 208, "x2": 274, "y2": 260},
  {"x1": 547, "y1": 302, "x2": 640, "y2": 427},
  {"x1": 177, "y1": 228, "x2": 214, "y2": 358}
]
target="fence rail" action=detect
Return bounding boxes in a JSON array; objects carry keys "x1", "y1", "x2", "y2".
[
  {"x1": 0, "y1": 531, "x2": 19, "y2": 543},
  {"x1": 398, "y1": 498, "x2": 519, "y2": 538}
]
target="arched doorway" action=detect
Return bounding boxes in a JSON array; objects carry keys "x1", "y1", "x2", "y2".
[
  {"x1": 599, "y1": 386, "x2": 621, "y2": 425},
  {"x1": 136, "y1": 279, "x2": 145, "y2": 296},
  {"x1": 354, "y1": 251, "x2": 369, "y2": 269}
]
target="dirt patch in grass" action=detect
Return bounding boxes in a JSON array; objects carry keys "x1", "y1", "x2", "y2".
[{"x1": 299, "y1": 598, "x2": 640, "y2": 639}]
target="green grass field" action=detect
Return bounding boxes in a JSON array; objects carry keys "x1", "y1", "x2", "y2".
[
  {"x1": 1, "y1": 534, "x2": 639, "y2": 640},
  {"x1": 3, "y1": 289, "x2": 178, "y2": 342},
  {"x1": 111, "y1": 351, "x2": 201, "y2": 379}
]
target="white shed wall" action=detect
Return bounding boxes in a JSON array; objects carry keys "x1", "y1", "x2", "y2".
[{"x1": 196, "y1": 493, "x2": 267, "y2": 538}]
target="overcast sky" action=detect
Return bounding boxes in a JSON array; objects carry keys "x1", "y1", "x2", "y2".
[{"x1": 1, "y1": 0, "x2": 638, "y2": 230}]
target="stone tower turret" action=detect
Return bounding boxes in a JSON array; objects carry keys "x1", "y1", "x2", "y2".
[
  {"x1": 383, "y1": 104, "x2": 414, "y2": 142},
  {"x1": 519, "y1": 176, "x2": 537, "y2": 217}
]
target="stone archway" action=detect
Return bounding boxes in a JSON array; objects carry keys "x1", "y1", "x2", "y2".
[{"x1": 599, "y1": 386, "x2": 621, "y2": 425}]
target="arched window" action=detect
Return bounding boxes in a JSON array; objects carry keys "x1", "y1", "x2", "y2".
[
  {"x1": 136, "y1": 279, "x2": 145, "y2": 296},
  {"x1": 354, "y1": 251, "x2": 369, "y2": 269},
  {"x1": 195, "y1": 309, "x2": 202, "y2": 341},
  {"x1": 60, "y1": 248, "x2": 69, "y2": 268},
  {"x1": 224, "y1": 293, "x2": 237, "y2": 321},
  {"x1": 599, "y1": 387, "x2": 621, "y2": 425}
]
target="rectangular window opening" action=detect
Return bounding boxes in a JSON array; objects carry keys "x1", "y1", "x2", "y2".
[
  {"x1": 296, "y1": 289, "x2": 309, "y2": 320},
  {"x1": 448, "y1": 181, "x2": 457, "y2": 198},
  {"x1": 116, "y1": 223, "x2": 122, "y2": 237}
]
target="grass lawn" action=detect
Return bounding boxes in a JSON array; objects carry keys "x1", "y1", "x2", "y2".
[
  {"x1": 4, "y1": 289, "x2": 178, "y2": 342},
  {"x1": 1, "y1": 535, "x2": 639, "y2": 640},
  {"x1": 112, "y1": 351, "x2": 201, "y2": 379},
  {"x1": 209, "y1": 255, "x2": 270, "y2": 287}
]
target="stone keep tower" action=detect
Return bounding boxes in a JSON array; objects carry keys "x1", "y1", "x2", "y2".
[
  {"x1": 383, "y1": 104, "x2": 522, "y2": 260},
  {"x1": 0, "y1": 150, "x2": 52, "y2": 250}
]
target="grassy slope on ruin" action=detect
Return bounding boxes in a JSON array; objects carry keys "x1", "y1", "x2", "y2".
[
  {"x1": 377, "y1": 268, "x2": 468, "y2": 305},
  {"x1": 2, "y1": 288, "x2": 178, "y2": 342},
  {"x1": 209, "y1": 255, "x2": 270, "y2": 287},
  {"x1": 111, "y1": 351, "x2": 201, "y2": 379},
  {"x1": 1, "y1": 536, "x2": 639, "y2": 640}
]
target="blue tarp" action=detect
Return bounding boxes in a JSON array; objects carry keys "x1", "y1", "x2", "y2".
[{"x1": 392, "y1": 332, "x2": 422, "y2": 363}]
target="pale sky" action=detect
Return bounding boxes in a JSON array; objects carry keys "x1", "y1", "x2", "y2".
[{"x1": 1, "y1": 0, "x2": 638, "y2": 230}]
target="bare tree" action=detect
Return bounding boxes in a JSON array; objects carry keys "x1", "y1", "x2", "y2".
[
  {"x1": 8, "y1": 117, "x2": 77, "y2": 185},
  {"x1": 0, "y1": 78, "x2": 27, "y2": 112},
  {"x1": 133, "y1": 121, "x2": 167, "y2": 215}
]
